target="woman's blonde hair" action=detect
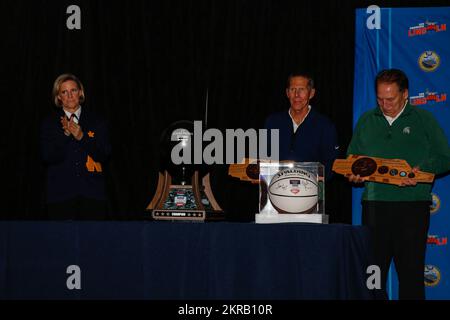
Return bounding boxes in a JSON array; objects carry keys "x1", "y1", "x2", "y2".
[{"x1": 52, "y1": 73, "x2": 85, "y2": 107}]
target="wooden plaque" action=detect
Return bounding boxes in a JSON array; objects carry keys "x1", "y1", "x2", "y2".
[
  {"x1": 228, "y1": 158, "x2": 295, "y2": 184},
  {"x1": 228, "y1": 158, "x2": 261, "y2": 184},
  {"x1": 332, "y1": 154, "x2": 434, "y2": 185}
]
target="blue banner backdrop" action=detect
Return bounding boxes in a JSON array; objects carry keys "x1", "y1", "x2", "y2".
[{"x1": 353, "y1": 7, "x2": 450, "y2": 300}]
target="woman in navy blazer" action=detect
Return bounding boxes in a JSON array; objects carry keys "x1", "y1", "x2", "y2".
[{"x1": 40, "y1": 74, "x2": 111, "y2": 220}]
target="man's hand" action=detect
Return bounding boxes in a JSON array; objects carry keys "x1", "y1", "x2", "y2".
[
  {"x1": 68, "y1": 118, "x2": 84, "y2": 141},
  {"x1": 347, "y1": 174, "x2": 365, "y2": 184},
  {"x1": 399, "y1": 167, "x2": 419, "y2": 187}
]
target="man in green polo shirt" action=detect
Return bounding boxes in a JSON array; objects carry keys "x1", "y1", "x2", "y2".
[{"x1": 347, "y1": 69, "x2": 450, "y2": 300}]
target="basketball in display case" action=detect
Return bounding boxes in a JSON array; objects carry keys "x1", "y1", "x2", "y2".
[
  {"x1": 268, "y1": 168, "x2": 318, "y2": 214},
  {"x1": 257, "y1": 162, "x2": 327, "y2": 224}
]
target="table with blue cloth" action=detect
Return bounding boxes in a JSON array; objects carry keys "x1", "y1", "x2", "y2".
[{"x1": 0, "y1": 221, "x2": 380, "y2": 299}]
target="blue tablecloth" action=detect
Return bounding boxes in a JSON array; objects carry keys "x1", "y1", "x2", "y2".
[{"x1": 0, "y1": 221, "x2": 381, "y2": 299}]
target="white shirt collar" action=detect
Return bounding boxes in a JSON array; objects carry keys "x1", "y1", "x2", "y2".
[
  {"x1": 63, "y1": 106, "x2": 82, "y2": 123},
  {"x1": 383, "y1": 101, "x2": 407, "y2": 126},
  {"x1": 289, "y1": 105, "x2": 311, "y2": 133}
]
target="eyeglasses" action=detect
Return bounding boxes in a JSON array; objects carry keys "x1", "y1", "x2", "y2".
[{"x1": 60, "y1": 88, "x2": 80, "y2": 97}]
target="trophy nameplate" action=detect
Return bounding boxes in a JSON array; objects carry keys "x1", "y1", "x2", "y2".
[{"x1": 332, "y1": 154, "x2": 435, "y2": 185}]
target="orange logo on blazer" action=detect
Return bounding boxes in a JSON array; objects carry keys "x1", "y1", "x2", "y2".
[
  {"x1": 87, "y1": 131, "x2": 95, "y2": 138},
  {"x1": 86, "y1": 155, "x2": 102, "y2": 172}
]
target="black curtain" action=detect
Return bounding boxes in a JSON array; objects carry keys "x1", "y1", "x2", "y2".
[{"x1": 1, "y1": 0, "x2": 448, "y2": 221}]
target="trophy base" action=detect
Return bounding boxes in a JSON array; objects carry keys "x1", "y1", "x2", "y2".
[
  {"x1": 152, "y1": 209, "x2": 225, "y2": 222},
  {"x1": 147, "y1": 171, "x2": 225, "y2": 222},
  {"x1": 255, "y1": 213, "x2": 329, "y2": 224}
]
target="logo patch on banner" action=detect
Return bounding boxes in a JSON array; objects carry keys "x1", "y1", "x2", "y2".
[
  {"x1": 418, "y1": 51, "x2": 441, "y2": 72},
  {"x1": 425, "y1": 265, "x2": 441, "y2": 287},
  {"x1": 430, "y1": 193, "x2": 441, "y2": 215},
  {"x1": 427, "y1": 235, "x2": 448, "y2": 246},
  {"x1": 410, "y1": 90, "x2": 447, "y2": 106},
  {"x1": 408, "y1": 20, "x2": 446, "y2": 37}
]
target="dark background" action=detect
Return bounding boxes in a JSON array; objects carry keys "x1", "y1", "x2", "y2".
[{"x1": 1, "y1": 0, "x2": 449, "y2": 222}]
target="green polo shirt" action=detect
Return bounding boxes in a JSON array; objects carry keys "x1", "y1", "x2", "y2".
[{"x1": 347, "y1": 104, "x2": 450, "y2": 201}]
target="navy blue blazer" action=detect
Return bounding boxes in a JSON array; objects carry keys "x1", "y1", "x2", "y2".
[{"x1": 40, "y1": 108, "x2": 111, "y2": 203}]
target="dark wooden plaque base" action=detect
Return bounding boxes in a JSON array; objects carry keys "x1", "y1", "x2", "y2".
[{"x1": 146, "y1": 171, "x2": 224, "y2": 221}]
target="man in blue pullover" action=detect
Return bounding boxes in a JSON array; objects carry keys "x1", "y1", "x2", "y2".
[{"x1": 264, "y1": 72, "x2": 339, "y2": 179}]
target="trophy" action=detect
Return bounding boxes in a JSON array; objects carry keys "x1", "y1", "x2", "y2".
[{"x1": 146, "y1": 120, "x2": 224, "y2": 221}]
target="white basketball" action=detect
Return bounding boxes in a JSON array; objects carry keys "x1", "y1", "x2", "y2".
[{"x1": 268, "y1": 168, "x2": 318, "y2": 213}]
